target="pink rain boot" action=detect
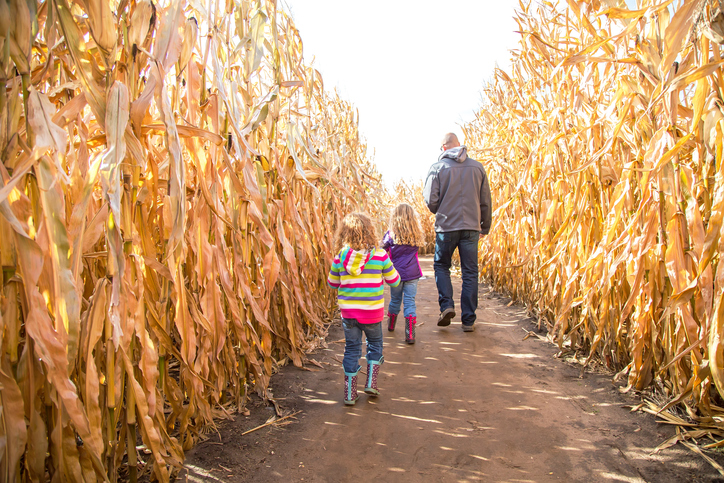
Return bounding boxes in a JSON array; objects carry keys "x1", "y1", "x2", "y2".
[
  {"x1": 405, "y1": 316, "x2": 416, "y2": 344},
  {"x1": 387, "y1": 312, "x2": 397, "y2": 332}
]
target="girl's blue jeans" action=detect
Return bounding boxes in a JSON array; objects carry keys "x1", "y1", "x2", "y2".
[
  {"x1": 388, "y1": 279, "x2": 419, "y2": 318},
  {"x1": 342, "y1": 319, "x2": 383, "y2": 374}
]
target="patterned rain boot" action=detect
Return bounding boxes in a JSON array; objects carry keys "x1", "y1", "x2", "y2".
[
  {"x1": 387, "y1": 312, "x2": 397, "y2": 332},
  {"x1": 405, "y1": 316, "x2": 416, "y2": 344},
  {"x1": 344, "y1": 371, "x2": 360, "y2": 406},
  {"x1": 364, "y1": 361, "x2": 382, "y2": 396}
]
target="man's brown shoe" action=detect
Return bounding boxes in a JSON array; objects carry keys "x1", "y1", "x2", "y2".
[
  {"x1": 462, "y1": 324, "x2": 475, "y2": 332},
  {"x1": 437, "y1": 308, "x2": 455, "y2": 327}
]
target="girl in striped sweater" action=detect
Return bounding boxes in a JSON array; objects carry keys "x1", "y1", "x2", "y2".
[{"x1": 328, "y1": 213, "x2": 400, "y2": 405}]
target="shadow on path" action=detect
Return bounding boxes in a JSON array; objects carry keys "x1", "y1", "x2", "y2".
[{"x1": 180, "y1": 256, "x2": 722, "y2": 483}]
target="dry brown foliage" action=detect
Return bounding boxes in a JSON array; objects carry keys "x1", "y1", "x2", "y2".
[
  {"x1": 466, "y1": 0, "x2": 724, "y2": 445},
  {"x1": 0, "y1": 0, "x2": 385, "y2": 480}
]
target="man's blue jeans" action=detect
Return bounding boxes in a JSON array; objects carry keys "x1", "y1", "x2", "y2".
[
  {"x1": 388, "y1": 279, "x2": 419, "y2": 318},
  {"x1": 342, "y1": 318, "x2": 383, "y2": 374},
  {"x1": 434, "y1": 230, "x2": 479, "y2": 326}
]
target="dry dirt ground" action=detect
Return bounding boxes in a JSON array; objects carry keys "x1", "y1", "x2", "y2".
[{"x1": 178, "y1": 256, "x2": 724, "y2": 482}]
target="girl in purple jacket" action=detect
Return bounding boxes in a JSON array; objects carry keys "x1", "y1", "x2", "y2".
[{"x1": 382, "y1": 203, "x2": 425, "y2": 344}]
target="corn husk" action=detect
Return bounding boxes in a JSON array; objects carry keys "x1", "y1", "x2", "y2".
[
  {"x1": 466, "y1": 0, "x2": 724, "y2": 442},
  {"x1": 0, "y1": 0, "x2": 385, "y2": 480}
]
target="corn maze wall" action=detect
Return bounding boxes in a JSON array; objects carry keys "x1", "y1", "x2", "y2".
[
  {"x1": 467, "y1": 0, "x2": 724, "y2": 446},
  {"x1": 0, "y1": 0, "x2": 388, "y2": 480}
]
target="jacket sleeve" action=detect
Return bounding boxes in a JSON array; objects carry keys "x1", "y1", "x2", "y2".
[
  {"x1": 423, "y1": 165, "x2": 440, "y2": 214},
  {"x1": 327, "y1": 257, "x2": 342, "y2": 289},
  {"x1": 381, "y1": 231, "x2": 394, "y2": 251},
  {"x1": 380, "y1": 252, "x2": 401, "y2": 287},
  {"x1": 480, "y1": 167, "x2": 492, "y2": 235}
]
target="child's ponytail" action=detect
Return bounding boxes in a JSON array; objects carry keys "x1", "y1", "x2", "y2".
[{"x1": 389, "y1": 204, "x2": 424, "y2": 247}]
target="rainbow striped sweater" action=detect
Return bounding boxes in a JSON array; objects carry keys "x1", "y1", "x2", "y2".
[{"x1": 327, "y1": 246, "x2": 401, "y2": 323}]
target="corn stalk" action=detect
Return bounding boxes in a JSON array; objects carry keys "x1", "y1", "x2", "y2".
[
  {"x1": 466, "y1": 0, "x2": 724, "y2": 441},
  {"x1": 0, "y1": 0, "x2": 385, "y2": 480}
]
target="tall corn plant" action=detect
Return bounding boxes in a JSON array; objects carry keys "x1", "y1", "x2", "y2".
[
  {"x1": 467, "y1": 0, "x2": 724, "y2": 443},
  {"x1": 0, "y1": 0, "x2": 384, "y2": 480}
]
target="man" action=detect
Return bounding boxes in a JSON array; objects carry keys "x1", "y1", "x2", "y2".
[{"x1": 423, "y1": 133, "x2": 492, "y2": 332}]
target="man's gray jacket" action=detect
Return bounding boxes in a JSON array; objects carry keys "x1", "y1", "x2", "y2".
[{"x1": 423, "y1": 146, "x2": 492, "y2": 234}]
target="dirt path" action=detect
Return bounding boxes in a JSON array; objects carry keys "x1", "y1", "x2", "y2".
[{"x1": 180, "y1": 256, "x2": 722, "y2": 482}]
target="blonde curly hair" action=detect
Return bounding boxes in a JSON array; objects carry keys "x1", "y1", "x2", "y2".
[
  {"x1": 335, "y1": 212, "x2": 378, "y2": 252},
  {"x1": 389, "y1": 203, "x2": 424, "y2": 247}
]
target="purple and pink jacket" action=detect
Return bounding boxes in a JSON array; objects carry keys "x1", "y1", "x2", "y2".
[
  {"x1": 327, "y1": 247, "x2": 400, "y2": 323},
  {"x1": 382, "y1": 231, "x2": 423, "y2": 282}
]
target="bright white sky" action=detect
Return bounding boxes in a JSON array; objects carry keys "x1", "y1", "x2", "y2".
[{"x1": 284, "y1": 1, "x2": 521, "y2": 187}]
